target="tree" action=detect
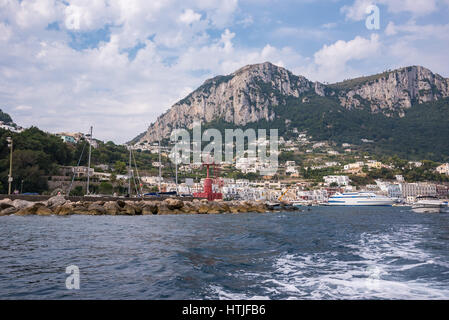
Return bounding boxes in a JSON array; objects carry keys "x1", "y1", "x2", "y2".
[
  {"x1": 70, "y1": 186, "x2": 84, "y2": 196},
  {"x1": 114, "y1": 161, "x2": 127, "y2": 174},
  {"x1": 99, "y1": 182, "x2": 113, "y2": 195}
]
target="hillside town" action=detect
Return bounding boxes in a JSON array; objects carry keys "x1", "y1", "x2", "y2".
[{"x1": 30, "y1": 128, "x2": 449, "y2": 206}]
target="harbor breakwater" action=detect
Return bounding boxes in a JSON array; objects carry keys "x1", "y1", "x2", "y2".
[{"x1": 0, "y1": 195, "x2": 298, "y2": 216}]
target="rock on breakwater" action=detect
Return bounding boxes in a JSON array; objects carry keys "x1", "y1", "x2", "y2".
[{"x1": 0, "y1": 196, "x2": 298, "y2": 216}]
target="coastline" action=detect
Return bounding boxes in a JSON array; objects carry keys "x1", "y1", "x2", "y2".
[{"x1": 0, "y1": 195, "x2": 299, "y2": 216}]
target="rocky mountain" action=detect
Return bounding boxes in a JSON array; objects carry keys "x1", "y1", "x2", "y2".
[
  {"x1": 134, "y1": 62, "x2": 449, "y2": 148},
  {"x1": 0, "y1": 108, "x2": 14, "y2": 125},
  {"x1": 331, "y1": 66, "x2": 449, "y2": 116}
]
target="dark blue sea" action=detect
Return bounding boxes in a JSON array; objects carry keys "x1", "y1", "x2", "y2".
[{"x1": 1, "y1": 207, "x2": 449, "y2": 300}]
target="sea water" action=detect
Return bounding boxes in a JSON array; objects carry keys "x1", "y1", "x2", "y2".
[{"x1": 1, "y1": 207, "x2": 448, "y2": 299}]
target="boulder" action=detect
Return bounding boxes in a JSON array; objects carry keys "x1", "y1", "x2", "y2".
[
  {"x1": 103, "y1": 201, "x2": 120, "y2": 215},
  {"x1": 198, "y1": 203, "x2": 210, "y2": 214},
  {"x1": 254, "y1": 203, "x2": 267, "y2": 213},
  {"x1": 47, "y1": 195, "x2": 67, "y2": 208},
  {"x1": 0, "y1": 206, "x2": 18, "y2": 216},
  {"x1": 0, "y1": 198, "x2": 13, "y2": 207},
  {"x1": 180, "y1": 202, "x2": 197, "y2": 214},
  {"x1": 230, "y1": 205, "x2": 240, "y2": 214},
  {"x1": 157, "y1": 203, "x2": 173, "y2": 215},
  {"x1": 245, "y1": 201, "x2": 267, "y2": 213},
  {"x1": 217, "y1": 202, "x2": 231, "y2": 213},
  {"x1": 142, "y1": 202, "x2": 159, "y2": 215},
  {"x1": 117, "y1": 200, "x2": 126, "y2": 208},
  {"x1": 134, "y1": 203, "x2": 143, "y2": 215},
  {"x1": 164, "y1": 198, "x2": 184, "y2": 210},
  {"x1": 12, "y1": 199, "x2": 34, "y2": 210},
  {"x1": 36, "y1": 205, "x2": 53, "y2": 216},
  {"x1": 55, "y1": 203, "x2": 74, "y2": 216},
  {"x1": 0, "y1": 201, "x2": 14, "y2": 210},
  {"x1": 87, "y1": 203, "x2": 107, "y2": 215},
  {"x1": 121, "y1": 203, "x2": 136, "y2": 215},
  {"x1": 235, "y1": 201, "x2": 250, "y2": 213},
  {"x1": 73, "y1": 207, "x2": 90, "y2": 215},
  {"x1": 206, "y1": 202, "x2": 223, "y2": 214},
  {"x1": 16, "y1": 202, "x2": 47, "y2": 215}
]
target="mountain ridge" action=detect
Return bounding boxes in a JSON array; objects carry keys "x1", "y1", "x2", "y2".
[{"x1": 133, "y1": 62, "x2": 449, "y2": 147}]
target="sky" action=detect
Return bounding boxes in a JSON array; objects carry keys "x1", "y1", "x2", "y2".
[{"x1": 1, "y1": 0, "x2": 449, "y2": 143}]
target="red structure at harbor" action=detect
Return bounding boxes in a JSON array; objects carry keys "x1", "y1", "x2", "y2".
[{"x1": 193, "y1": 162, "x2": 223, "y2": 201}]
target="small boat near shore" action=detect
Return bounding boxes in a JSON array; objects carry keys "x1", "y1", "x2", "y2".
[
  {"x1": 411, "y1": 196, "x2": 449, "y2": 213},
  {"x1": 291, "y1": 200, "x2": 310, "y2": 207},
  {"x1": 327, "y1": 192, "x2": 394, "y2": 206}
]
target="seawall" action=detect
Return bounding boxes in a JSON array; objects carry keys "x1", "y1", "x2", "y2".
[{"x1": 0, "y1": 195, "x2": 299, "y2": 216}]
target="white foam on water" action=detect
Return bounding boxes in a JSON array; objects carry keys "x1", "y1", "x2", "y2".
[
  {"x1": 208, "y1": 285, "x2": 271, "y2": 300},
  {"x1": 207, "y1": 224, "x2": 449, "y2": 300}
]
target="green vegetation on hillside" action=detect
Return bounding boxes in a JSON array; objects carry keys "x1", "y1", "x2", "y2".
[
  {"x1": 329, "y1": 70, "x2": 393, "y2": 90},
  {"x1": 0, "y1": 126, "x2": 163, "y2": 194},
  {"x1": 200, "y1": 95, "x2": 449, "y2": 162},
  {"x1": 0, "y1": 127, "x2": 72, "y2": 193}
]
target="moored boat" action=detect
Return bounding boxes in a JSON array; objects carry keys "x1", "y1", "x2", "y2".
[
  {"x1": 412, "y1": 196, "x2": 449, "y2": 213},
  {"x1": 327, "y1": 192, "x2": 394, "y2": 206}
]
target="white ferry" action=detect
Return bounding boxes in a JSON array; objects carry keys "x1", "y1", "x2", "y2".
[{"x1": 327, "y1": 192, "x2": 394, "y2": 206}]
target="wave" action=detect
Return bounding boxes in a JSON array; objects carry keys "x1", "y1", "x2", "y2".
[{"x1": 207, "y1": 225, "x2": 449, "y2": 300}]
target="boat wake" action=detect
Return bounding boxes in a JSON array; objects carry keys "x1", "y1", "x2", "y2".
[{"x1": 207, "y1": 225, "x2": 449, "y2": 300}]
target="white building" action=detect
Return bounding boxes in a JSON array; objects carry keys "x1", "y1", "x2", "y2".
[
  {"x1": 344, "y1": 162, "x2": 364, "y2": 170},
  {"x1": 312, "y1": 142, "x2": 326, "y2": 149},
  {"x1": 0, "y1": 122, "x2": 24, "y2": 133},
  {"x1": 408, "y1": 161, "x2": 423, "y2": 168},
  {"x1": 286, "y1": 166, "x2": 298, "y2": 175},
  {"x1": 401, "y1": 183, "x2": 437, "y2": 198},
  {"x1": 72, "y1": 166, "x2": 94, "y2": 178},
  {"x1": 141, "y1": 176, "x2": 163, "y2": 184},
  {"x1": 152, "y1": 162, "x2": 164, "y2": 168},
  {"x1": 436, "y1": 163, "x2": 449, "y2": 175},
  {"x1": 324, "y1": 175, "x2": 350, "y2": 186}
]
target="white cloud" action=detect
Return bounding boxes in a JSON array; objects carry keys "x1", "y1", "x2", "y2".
[
  {"x1": 0, "y1": 0, "x2": 244, "y2": 142},
  {"x1": 384, "y1": 21, "x2": 449, "y2": 40},
  {"x1": 237, "y1": 15, "x2": 253, "y2": 28},
  {"x1": 383, "y1": 21, "x2": 449, "y2": 76},
  {"x1": 271, "y1": 26, "x2": 327, "y2": 40},
  {"x1": 0, "y1": 22, "x2": 12, "y2": 41},
  {"x1": 14, "y1": 105, "x2": 33, "y2": 111},
  {"x1": 341, "y1": 0, "x2": 374, "y2": 21},
  {"x1": 341, "y1": 0, "x2": 443, "y2": 21},
  {"x1": 0, "y1": 0, "x2": 448, "y2": 144},
  {"x1": 179, "y1": 9, "x2": 201, "y2": 24},
  {"x1": 310, "y1": 34, "x2": 381, "y2": 82},
  {"x1": 322, "y1": 22, "x2": 338, "y2": 29}
]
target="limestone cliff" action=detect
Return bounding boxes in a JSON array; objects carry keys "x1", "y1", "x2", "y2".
[
  {"x1": 135, "y1": 63, "x2": 449, "y2": 143},
  {"x1": 333, "y1": 66, "x2": 449, "y2": 116}
]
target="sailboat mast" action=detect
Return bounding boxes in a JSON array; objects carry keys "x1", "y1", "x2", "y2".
[
  {"x1": 86, "y1": 126, "x2": 92, "y2": 195},
  {"x1": 158, "y1": 138, "x2": 162, "y2": 192},
  {"x1": 128, "y1": 146, "x2": 132, "y2": 196},
  {"x1": 175, "y1": 143, "x2": 178, "y2": 194}
]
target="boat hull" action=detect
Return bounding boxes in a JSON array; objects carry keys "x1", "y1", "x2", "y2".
[
  {"x1": 411, "y1": 207, "x2": 441, "y2": 214},
  {"x1": 327, "y1": 201, "x2": 394, "y2": 206},
  {"x1": 412, "y1": 204, "x2": 449, "y2": 214},
  {"x1": 327, "y1": 193, "x2": 394, "y2": 206}
]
